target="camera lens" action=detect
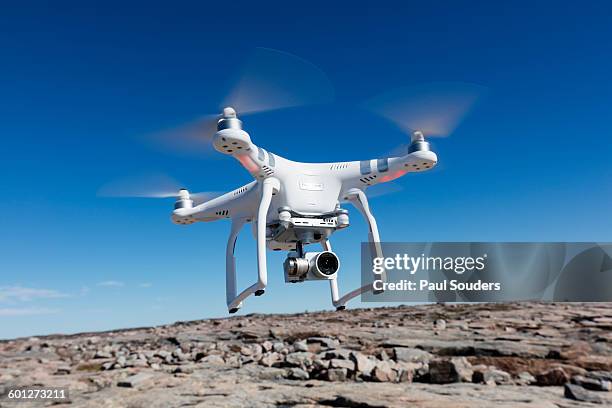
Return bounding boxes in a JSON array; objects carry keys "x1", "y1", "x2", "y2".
[{"x1": 316, "y1": 252, "x2": 339, "y2": 275}]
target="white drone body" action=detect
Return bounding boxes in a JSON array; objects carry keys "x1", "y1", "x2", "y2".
[{"x1": 172, "y1": 107, "x2": 437, "y2": 313}]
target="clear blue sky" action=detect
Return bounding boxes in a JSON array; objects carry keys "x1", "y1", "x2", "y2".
[{"x1": 1, "y1": 1, "x2": 611, "y2": 339}]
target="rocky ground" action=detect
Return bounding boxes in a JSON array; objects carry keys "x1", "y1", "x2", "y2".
[{"x1": 1, "y1": 303, "x2": 611, "y2": 407}]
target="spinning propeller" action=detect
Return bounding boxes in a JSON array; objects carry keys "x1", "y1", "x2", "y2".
[
  {"x1": 360, "y1": 81, "x2": 486, "y2": 197},
  {"x1": 103, "y1": 47, "x2": 334, "y2": 202},
  {"x1": 148, "y1": 47, "x2": 334, "y2": 156},
  {"x1": 97, "y1": 172, "x2": 218, "y2": 205},
  {"x1": 365, "y1": 81, "x2": 486, "y2": 140}
]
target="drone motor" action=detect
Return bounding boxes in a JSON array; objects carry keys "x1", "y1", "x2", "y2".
[
  {"x1": 174, "y1": 189, "x2": 193, "y2": 210},
  {"x1": 407, "y1": 130, "x2": 431, "y2": 153}
]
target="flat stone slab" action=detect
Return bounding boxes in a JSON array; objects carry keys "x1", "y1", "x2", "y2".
[{"x1": 117, "y1": 372, "x2": 154, "y2": 388}]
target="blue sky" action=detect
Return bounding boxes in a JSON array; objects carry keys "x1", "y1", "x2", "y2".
[{"x1": 1, "y1": 1, "x2": 611, "y2": 339}]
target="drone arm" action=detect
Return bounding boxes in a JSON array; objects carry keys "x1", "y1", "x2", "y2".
[
  {"x1": 172, "y1": 181, "x2": 258, "y2": 224},
  {"x1": 340, "y1": 150, "x2": 438, "y2": 191},
  {"x1": 214, "y1": 128, "x2": 279, "y2": 180},
  {"x1": 227, "y1": 178, "x2": 280, "y2": 312}
]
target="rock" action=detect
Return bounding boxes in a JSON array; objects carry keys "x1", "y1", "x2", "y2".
[
  {"x1": 89, "y1": 375, "x2": 111, "y2": 390},
  {"x1": 199, "y1": 355, "x2": 224, "y2": 365},
  {"x1": 261, "y1": 341, "x2": 273, "y2": 352},
  {"x1": 173, "y1": 365, "x2": 194, "y2": 374},
  {"x1": 94, "y1": 350, "x2": 112, "y2": 359},
  {"x1": 131, "y1": 358, "x2": 148, "y2": 368},
  {"x1": 164, "y1": 336, "x2": 181, "y2": 347},
  {"x1": 350, "y1": 352, "x2": 376, "y2": 376},
  {"x1": 324, "y1": 349, "x2": 352, "y2": 360},
  {"x1": 272, "y1": 342, "x2": 286, "y2": 353},
  {"x1": 564, "y1": 384, "x2": 602, "y2": 404},
  {"x1": 571, "y1": 375, "x2": 612, "y2": 392},
  {"x1": 393, "y1": 347, "x2": 433, "y2": 363},
  {"x1": 448, "y1": 322, "x2": 469, "y2": 331},
  {"x1": 240, "y1": 355, "x2": 256, "y2": 364},
  {"x1": 257, "y1": 367, "x2": 286, "y2": 380},
  {"x1": 307, "y1": 337, "x2": 339, "y2": 349},
  {"x1": 473, "y1": 367, "x2": 512, "y2": 385},
  {"x1": 429, "y1": 357, "x2": 473, "y2": 384},
  {"x1": 293, "y1": 340, "x2": 309, "y2": 352},
  {"x1": 259, "y1": 352, "x2": 282, "y2": 367},
  {"x1": 535, "y1": 368, "x2": 569, "y2": 386},
  {"x1": 378, "y1": 349, "x2": 391, "y2": 361},
  {"x1": 117, "y1": 373, "x2": 154, "y2": 388},
  {"x1": 330, "y1": 358, "x2": 355, "y2": 371},
  {"x1": 397, "y1": 367, "x2": 413, "y2": 382},
  {"x1": 478, "y1": 341, "x2": 550, "y2": 359},
  {"x1": 225, "y1": 354, "x2": 240, "y2": 368},
  {"x1": 288, "y1": 367, "x2": 310, "y2": 380},
  {"x1": 516, "y1": 371, "x2": 536, "y2": 385},
  {"x1": 173, "y1": 348, "x2": 188, "y2": 361},
  {"x1": 395, "y1": 362, "x2": 420, "y2": 383},
  {"x1": 434, "y1": 319, "x2": 446, "y2": 330},
  {"x1": 239, "y1": 345, "x2": 254, "y2": 356},
  {"x1": 250, "y1": 344, "x2": 263, "y2": 356},
  {"x1": 115, "y1": 355, "x2": 127, "y2": 367},
  {"x1": 55, "y1": 365, "x2": 71, "y2": 375},
  {"x1": 371, "y1": 360, "x2": 397, "y2": 382},
  {"x1": 325, "y1": 368, "x2": 348, "y2": 381},
  {"x1": 575, "y1": 355, "x2": 612, "y2": 371},
  {"x1": 285, "y1": 352, "x2": 314, "y2": 368},
  {"x1": 313, "y1": 358, "x2": 330, "y2": 370},
  {"x1": 587, "y1": 371, "x2": 612, "y2": 383},
  {"x1": 426, "y1": 340, "x2": 550, "y2": 359}
]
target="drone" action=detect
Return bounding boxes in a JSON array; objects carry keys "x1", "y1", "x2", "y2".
[
  {"x1": 172, "y1": 106, "x2": 436, "y2": 313},
  {"x1": 102, "y1": 48, "x2": 481, "y2": 314}
]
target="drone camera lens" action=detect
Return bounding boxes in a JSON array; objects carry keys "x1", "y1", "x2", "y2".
[{"x1": 316, "y1": 252, "x2": 339, "y2": 276}]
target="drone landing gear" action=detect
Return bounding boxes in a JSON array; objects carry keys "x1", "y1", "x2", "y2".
[
  {"x1": 226, "y1": 178, "x2": 280, "y2": 313},
  {"x1": 327, "y1": 189, "x2": 386, "y2": 310}
]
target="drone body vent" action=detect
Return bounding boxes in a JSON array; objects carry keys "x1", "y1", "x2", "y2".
[
  {"x1": 359, "y1": 174, "x2": 377, "y2": 185},
  {"x1": 233, "y1": 186, "x2": 248, "y2": 196},
  {"x1": 261, "y1": 165, "x2": 275, "y2": 177},
  {"x1": 330, "y1": 163, "x2": 349, "y2": 171}
]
